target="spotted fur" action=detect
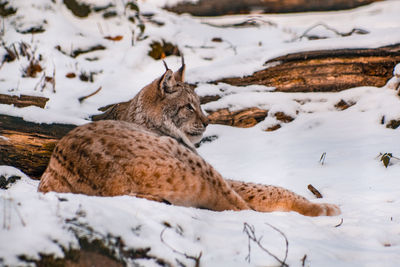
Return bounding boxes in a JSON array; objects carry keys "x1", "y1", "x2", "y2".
[{"x1": 39, "y1": 62, "x2": 340, "y2": 216}]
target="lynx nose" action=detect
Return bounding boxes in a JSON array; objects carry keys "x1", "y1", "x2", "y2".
[
  {"x1": 202, "y1": 116, "x2": 209, "y2": 128},
  {"x1": 197, "y1": 109, "x2": 209, "y2": 128}
]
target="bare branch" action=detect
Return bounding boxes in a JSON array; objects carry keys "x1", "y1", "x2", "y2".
[
  {"x1": 335, "y1": 218, "x2": 344, "y2": 228},
  {"x1": 1, "y1": 195, "x2": 26, "y2": 229},
  {"x1": 265, "y1": 222, "x2": 289, "y2": 265},
  {"x1": 319, "y1": 152, "x2": 326, "y2": 165},
  {"x1": 301, "y1": 254, "x2": 307, "y2": 267},
  {"x1": 12, "y1": 198, "x2": 26, "y2": 227},
  {"x1": 294, "y1": 23, "x2": 369, "y2": 41},
  {"x1": 243, "y1": 222, "x2": 289, "y2": 267},
  {"x1": 51, "y1": 64, "x2": 56, "y2": 93},
  {"x1": 78, "y1": 86, "x2": 103, "y2": 103},
  {"x1": 160, "y1": 226, "x2": 202, "y2": 267},
  {"x1": 12, "y1": 43, "x2": 19, "y2": 60},
  {"x1": 33, "y1": 73, "x2": 45, "y2": 91}
]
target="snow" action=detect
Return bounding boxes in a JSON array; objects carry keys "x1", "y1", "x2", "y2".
[{"x1": 1, "y1": 0, "x2": 400, "y2": 266}]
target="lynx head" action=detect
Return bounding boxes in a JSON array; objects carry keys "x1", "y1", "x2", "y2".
[{"x1": 130, "y1": 59, "x2": 209, "y2": 149}]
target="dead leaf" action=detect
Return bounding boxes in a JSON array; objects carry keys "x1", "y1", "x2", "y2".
[{"x1": 104, "y1": 35, "x2": 123, "y2": 41}]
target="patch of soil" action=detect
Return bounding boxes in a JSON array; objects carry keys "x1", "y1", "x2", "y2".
[
  {"x1": 0, "y1": 175, "x2": 21, "y2": 189},
  {"x1": 386, "y1": 119, "x2": 400, "y2": 129},
  {"x1": 274, "y1": 111, "x2": 294, "y2": 123},
  {"x1": 63, "y1": 0, "x2": 91, "y2": 17},
  {"x1": 265, "y1": 124, "x2": 281, "y2": 132},
  {"x1": 334, "y1": 99, "x2": 355, "y2": 110}
]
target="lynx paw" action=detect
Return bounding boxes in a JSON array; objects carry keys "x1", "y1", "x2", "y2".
[
  {"x1": 319, "y1": 203, "x2": 341, "y2": 216},
  {"x1": 300, "y1": 203, "x2": 341, "y2": 216}
]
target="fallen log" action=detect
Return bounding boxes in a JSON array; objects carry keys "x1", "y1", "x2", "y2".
[
  {"x1": 0, "y1": 115, "x2": 76, "y2": 179},
  {"x1": 0, "y1": 93, "x2": 49, "y2": 108},
  {"x1": 166, "y1": 0, "x2": 381, "y2": 16},
  {"x1": 206, "y1": 107, "x2": 268, "y2": 128},
  {"x1": 217, "y1": 44, "x2": 400, "y2": 92}
]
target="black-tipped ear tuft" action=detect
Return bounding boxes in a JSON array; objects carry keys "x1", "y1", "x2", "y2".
[
  {"x1": 162, "y1": 60, "x2": 169, "y2": 71},
  {"x1": 174, "y1": 56, "x2": 186, "y2": 82}
]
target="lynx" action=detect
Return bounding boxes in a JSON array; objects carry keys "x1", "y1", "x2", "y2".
[{"x1": 38, "y1": 60, "x2": 340, "y2": 216}]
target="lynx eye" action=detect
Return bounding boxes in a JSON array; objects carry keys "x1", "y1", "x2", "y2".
[{"x1": 185, "y1": 104, "x2": 194, "y2": 112}]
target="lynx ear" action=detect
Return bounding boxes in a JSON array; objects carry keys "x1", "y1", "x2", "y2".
[
  {"x1": 173, "y1": 56, "x2": 185, "y2": 82},
  {"x1": 158, "y1": 69, "x2": 177, "y2": 97}
]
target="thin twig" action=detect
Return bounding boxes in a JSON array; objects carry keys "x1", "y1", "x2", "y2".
[
  {"x1": 301, "y1": 254, "x2": 307, "y2": 267},
  {"x1": 224, "y1": 39, "x2": 237, "y2": 55},
  {"x1": 2, "y1": 194, "x2": 12, "y2": 230},
  {"x1": 294, "y1": 23, "x2": 368, "y2": 41},
  {"x1": 334, "y1": 218, "x2": 344, "y2": 228},
  {"x1": 12, "y1": 200, "x2": 26, "y2": 227},
  {"x1": 51, "y1": 63, "x2": 56, "y2": 93},
  {"x1": 244, "y1": 223, "x2": 254, "y2": 262},
  {"x1": 265, "y1": 222, "x2": 289, "y2": 265},
  {"x1": 243, "y1": 222, "x2": 289, "y2": 267},
  {"x1": 319, "y1": 152, "x2": 326, "y2": 165},
  {"x1": 203, "y1": 17, "x2": 276, "y2": 28},
  {"x1": 160, "y1": 226, "x2": 202, "y2": 267},
  {"x1": 33, "y1": 72, "x2": 45, "y2": 91},
  {"x1": 97, "y1": 22, "x2": 104, "y2": 36},
  {"x1": 1, "y1": 17, "x2": 5, "y2": 37},
  {"x1": 78, "y1": 86, "x2": 103, "y2": 103},
  {"x1": 300, "y1": 23, "x2": 341, "y2": 40},
  {"x1": 12, "y1": 43, "x2": 19, "y2": 60},
  {"x1": 2, "y1": 196, "x2": 7, "y2": 229}
]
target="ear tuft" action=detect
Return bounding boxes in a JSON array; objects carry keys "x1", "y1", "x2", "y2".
[
  {"x1": 174, "y1": 56, "x2": 185, "y2": 82},
  {"x1": 162, "y1": 60, "x2": 169, "y2": 71}
]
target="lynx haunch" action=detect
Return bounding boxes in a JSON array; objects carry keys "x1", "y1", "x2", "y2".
[{"x1": 39, "y1": 60, "x2": 340, "y2": 216}]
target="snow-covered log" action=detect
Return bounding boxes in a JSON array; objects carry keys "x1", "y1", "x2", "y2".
[
  {"x1": 166, "y1": 0, "x2": 381, "y2": 16},
  {"x1": 217, "y1": 44, "x2": 400, "y2": 92}
]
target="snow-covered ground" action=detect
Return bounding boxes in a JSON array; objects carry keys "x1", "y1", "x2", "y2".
[{"x1": 1, "y1": 0, "x2": 400, "y2": 266}]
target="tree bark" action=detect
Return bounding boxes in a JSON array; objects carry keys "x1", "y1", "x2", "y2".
[
  {"x1": 166, "y1": 0, "x2": 382, "y2": 16},
  {"x1": 0, "y1": 94, "x2": 49, "y2": 108},
  {"x1": 0, "y1": 115, "x2": 76, "y2": 179},
  {"x1": 217, "y1": 44, "x2": 400, "y2": 92},
  {"x1": 206, "y1": 107, "x2": 268, "y2": 128}
]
